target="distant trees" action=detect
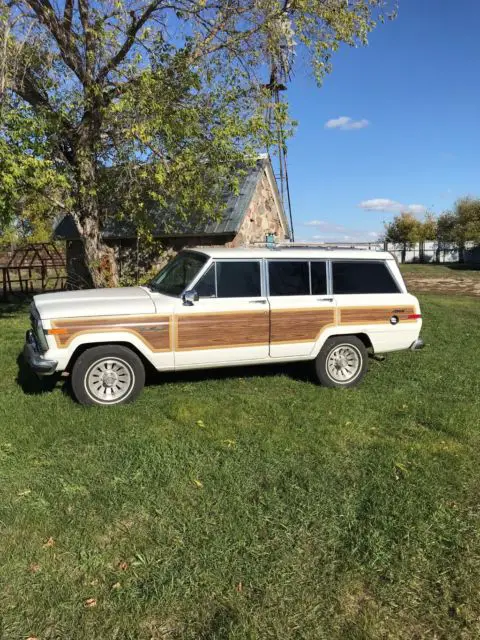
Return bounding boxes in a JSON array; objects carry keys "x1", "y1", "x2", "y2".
[
  {"x1": 384, "y1": 198, "x2": 480, "y2": 262},
  {"x1": 384, "y1": 212, "x2": 436, "y2": 262}
]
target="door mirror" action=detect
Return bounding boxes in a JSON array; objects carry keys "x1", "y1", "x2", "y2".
[{"x1": 182, "y1": 289, "x2": 199, "y2": 306}]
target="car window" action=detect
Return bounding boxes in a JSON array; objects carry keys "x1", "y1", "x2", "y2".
[
  {"x1": 310, "y1": 261, "x2": 327, "y2": 295},
  {"x1": 149, "y1": 251, "x2": 208, "y2": 296},
  {"x1": 268, "y1": 261, "x2": 310, "y2": 296},
  {"x1": 332, "y1": 261, "x2": 400, "y2": 294},
  {"x1": 216, "y1": 261, "x2": 261, "y2": 298},
  {"x1": 195, "y1": 264, "x2": 216, "y2": 297}
]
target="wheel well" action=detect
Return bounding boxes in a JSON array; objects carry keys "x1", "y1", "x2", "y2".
[
  {"x1": 66, "y1": 342, "x2": 155, "y2": 374},
  {"x1": 330, "y1": 332, "x2": 373, "y2": 352}
]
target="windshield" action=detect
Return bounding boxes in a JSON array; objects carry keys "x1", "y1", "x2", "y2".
[{"x1": 149, "y1": 251, "x2": 209, "y2": 297}]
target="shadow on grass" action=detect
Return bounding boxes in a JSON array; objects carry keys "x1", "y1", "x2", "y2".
[
  {"x1": 16, "y1": 349, "x2": 316, "y2": 401},
  {"x1": 445, "y1": 263, "x2": 480, "y2": 272},
  {"x1": 16, "y1": 352, "x2": 63, "y2": 396},
  {"x1": 0, "y1": 301, "x2": 30, "y2": 317},
  {"x1": 403, "y1": 262, "x2": 480, "y2": 272},
  {"x1": 146, "y1": 360, "x2": 317, "y2": 387}
]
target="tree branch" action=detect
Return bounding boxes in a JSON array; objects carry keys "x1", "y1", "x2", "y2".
[
  {"x1": 97, "y1": 0, "x2": 164, "y2": 82},
  {"x1": 25, "y1": 0, "x2": 87, "y2": 83},
  {"x1": 78, "y1": 0, "x2": 94, "y2": 77},
  {"x1": 63, "y1": 0, "x2": 73, "y2": 33}
]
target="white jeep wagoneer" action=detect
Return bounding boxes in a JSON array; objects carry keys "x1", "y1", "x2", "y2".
[{"x1": 24, "y1": 247, "x2": 424, "y2": 406}]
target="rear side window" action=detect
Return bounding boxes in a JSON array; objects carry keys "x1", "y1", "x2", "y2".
[
  {"x1": 216, "y1": 261, "x2": 261, "y2": 298},
  {"x1": 268, "y1": 261, "x2": 310, "y2": 296},
  {"x1": 332, "y1": 261, "x2": 400, "y2": 294}
]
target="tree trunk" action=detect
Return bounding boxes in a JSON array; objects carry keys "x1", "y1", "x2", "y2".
[
  {"x1": 81, "y1": 216, "x2": 118, "y2": 288},
  {"x1": 73, "y1": 149, "x2": 119, "y2": 289}
]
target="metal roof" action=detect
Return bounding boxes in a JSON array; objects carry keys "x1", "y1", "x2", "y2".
[{"x1": 54, "y1": 158, "x2": 290, "y2": 241}]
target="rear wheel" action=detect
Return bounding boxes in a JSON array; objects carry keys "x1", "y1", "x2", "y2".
[
  {"x1": 314, "y1": 336, "x2": 367, "y2": 388},
  {"x1": 71, "y1": 345, "x2": 145, "y2": 406}
]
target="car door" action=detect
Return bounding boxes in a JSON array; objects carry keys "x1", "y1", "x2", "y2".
[
  {"x1": 268, "y1": 259, "x2": 337, "y2": 358},
  {"x1": 173, "y1": 259, "x2": 270, "y2": 368}
]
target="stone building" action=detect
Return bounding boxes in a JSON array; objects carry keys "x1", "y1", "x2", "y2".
[{"x1": 54, "y1": 157, "x2": 291, "y2": 287}]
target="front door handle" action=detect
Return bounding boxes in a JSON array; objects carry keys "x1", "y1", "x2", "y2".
[
  {"x1": 249, "y1": 299, "x2": 267, "y2": 304},
  {"x1": 317, "y1": 297, "x2": 334, "y2": 302}
]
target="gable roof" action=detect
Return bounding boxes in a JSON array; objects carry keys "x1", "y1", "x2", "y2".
[{"x1": 54, "y1": 157, "x2": 291, "y2": 241}]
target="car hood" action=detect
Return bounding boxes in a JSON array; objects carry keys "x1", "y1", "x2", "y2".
[{"x1": 33, "y1": 286, "x2": 164, "y2": 320}]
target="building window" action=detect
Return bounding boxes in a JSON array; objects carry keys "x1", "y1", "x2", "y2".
[{"x1": 332, "y1": 261, "x2": 400, "y2": 294}]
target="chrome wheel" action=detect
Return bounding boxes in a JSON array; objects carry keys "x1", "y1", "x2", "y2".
[
  {"x1": 326, "y1": 344, "x2": 362, "y2": 384},
  {"x1": 84, "y1": 357, "x2": 135, "y2": 405}
]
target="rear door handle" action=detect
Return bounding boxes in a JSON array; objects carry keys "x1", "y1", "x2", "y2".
[{"x1": 249, "y1": 299, "x2": 267, "y2": 304}]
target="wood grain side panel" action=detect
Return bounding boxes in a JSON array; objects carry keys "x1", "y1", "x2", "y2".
[
  {"x1": 270, "y1": 308, "x2": 336, "y2": 344},
  {"x1": 51, "y1": 315, "x2": 172, "y2": 351},
  {"x1": 340, "y1": 306, "x2": 416, "y2": 325},
  {"x1": 176, "y1": 311, "x2": 270, "y2": 351}
]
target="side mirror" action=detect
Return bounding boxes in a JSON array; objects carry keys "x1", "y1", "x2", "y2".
[{"x1": 182, "y1": 289, "x2": 199, "y2": 306}]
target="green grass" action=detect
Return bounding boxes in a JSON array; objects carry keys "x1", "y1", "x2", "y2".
[
  {"x1": 1, "y1": 295, "x2": 480, "y2": 639},
  {"x1": 400, "y1": 263, "x2": 480, "y2": 279}
]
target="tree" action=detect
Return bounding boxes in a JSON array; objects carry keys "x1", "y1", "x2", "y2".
[
  {"x1": 418, "y1": 212, "x2": 437, "y2": 241},
  {"x1": 1, "y1": 0, "x2": 395, "y2": 286},
  {"x1": 384, "y1": 212, "x2": 421, "y2": 262},
  {"x1": 436, "y1": 211, "x2": 458, "y2": 245},
  {"x1": 454, "y1": 197, "x2": 480, "y2": 244}
]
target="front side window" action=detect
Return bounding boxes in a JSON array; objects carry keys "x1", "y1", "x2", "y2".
[
  {"x1": 216, "y1": 261, "x2": 261, "y2": 297},
  {"x1": 268, "y1": 261, "x2": 310, "y2": 296},
  {"x1": 332, "y1": 261, "x2": 400, "y2": 294},
  {"x1": 149, "y1": 251, "x2": 208, "y2": 296}
]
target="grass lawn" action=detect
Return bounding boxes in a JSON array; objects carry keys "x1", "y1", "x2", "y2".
[{"x1": 1, "y1": 294, "x2": 480, "y2": 639}]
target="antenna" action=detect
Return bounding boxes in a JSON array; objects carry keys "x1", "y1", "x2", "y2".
[{"x1": 264, "y1": 6, "x2": 295, "y2": 241}]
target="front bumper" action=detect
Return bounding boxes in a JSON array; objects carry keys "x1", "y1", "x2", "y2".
[
  {"x1": 410, "y1": 338, "x2": 425, "y2": 351},
  {"x1": 23, "y1": 330, "x2": 58, "y2": 376}
]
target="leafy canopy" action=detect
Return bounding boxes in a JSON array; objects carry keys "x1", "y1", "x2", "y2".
[{"x1": 1, "y1": 0, "x2": 395, "y2": 245}]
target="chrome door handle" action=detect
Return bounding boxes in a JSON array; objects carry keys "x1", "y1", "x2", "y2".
[
  {"x1": 317, "y1": 297, "x2": 334, "y2": 302},
  {"x1": 249, "y1": 299, "x2": 267, "y2": 304}
]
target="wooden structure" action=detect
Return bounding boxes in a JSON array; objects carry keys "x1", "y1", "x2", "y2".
[{"x1": 0, "y1": 243, "x2": 66, "y2": 300}]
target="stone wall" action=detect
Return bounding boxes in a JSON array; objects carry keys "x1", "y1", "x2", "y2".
[{"x1": 228, "y1": 168, "x2": 287, "y2": 247}]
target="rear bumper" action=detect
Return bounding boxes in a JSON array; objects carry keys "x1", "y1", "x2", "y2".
[
  {"x1": 410, "y1": 338, "x2": 425, "y2": 351},
  {"x1": 23, "y1": 330, "x2": 58, "y2": 376}
]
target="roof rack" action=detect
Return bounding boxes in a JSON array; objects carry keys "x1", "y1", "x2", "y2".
[{"x1": 246, "y1": 241, "x2": 383, "y2": 251}]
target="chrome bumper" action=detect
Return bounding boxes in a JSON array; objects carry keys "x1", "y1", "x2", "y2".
[
  {"x1": 410, "y1": 338, "x2": 425, "y2": 351},
  {"x1": 23, "y1": 330, "x2": 58, "y2": 376}
]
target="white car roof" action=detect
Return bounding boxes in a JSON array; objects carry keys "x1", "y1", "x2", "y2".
[{"x1": 190, "y1": 246, "x2": 394, "y2": 261}]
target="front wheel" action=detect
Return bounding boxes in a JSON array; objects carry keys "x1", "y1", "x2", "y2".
[
  {"x1": 71, "y1": 345, "x2": 145, "y2": 406},
  {"x1": 314, "y1": 336, "x2": 368, "y2": 388}
]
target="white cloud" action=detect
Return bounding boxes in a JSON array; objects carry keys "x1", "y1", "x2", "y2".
[
  {"x1": 325, "y1": 116, "x2": 370, "y2": 131},
  {"x1": 359, "y1": 198, "x2": 427, "y2": 215},
  {"x1": 305, "y1": 220, "x2": 382, "y2": 242},
  {"x1": 311, "y1": 230, "x2": 382, "y2": 243},
  {"x1": 304, "y1": 220, "x2": 348, "y2": 233}
]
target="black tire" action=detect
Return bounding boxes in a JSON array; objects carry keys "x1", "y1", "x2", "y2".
[
  {"x1": 71, "y1": 345, "x2": 145, "y2": 406},
  {"x1": 314, "y1": 336, "x2": 368, "y2": 389}
]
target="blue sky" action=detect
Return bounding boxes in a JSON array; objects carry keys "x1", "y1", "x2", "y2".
[{"x1": 285, "y1": 0, "x2": 480, "y2": 242}]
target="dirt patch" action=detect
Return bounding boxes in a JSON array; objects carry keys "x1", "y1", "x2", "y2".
[{"x1": 403, "y1": 275, "x2": 480, "y2": 297}]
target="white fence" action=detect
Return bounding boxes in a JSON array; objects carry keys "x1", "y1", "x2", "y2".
[
  {"x1": 311, "y1": 241, "x2": 480, "y2": 264},
  {"x1": 385, "y1": 241, "x2": 480, "y2": 264}
]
